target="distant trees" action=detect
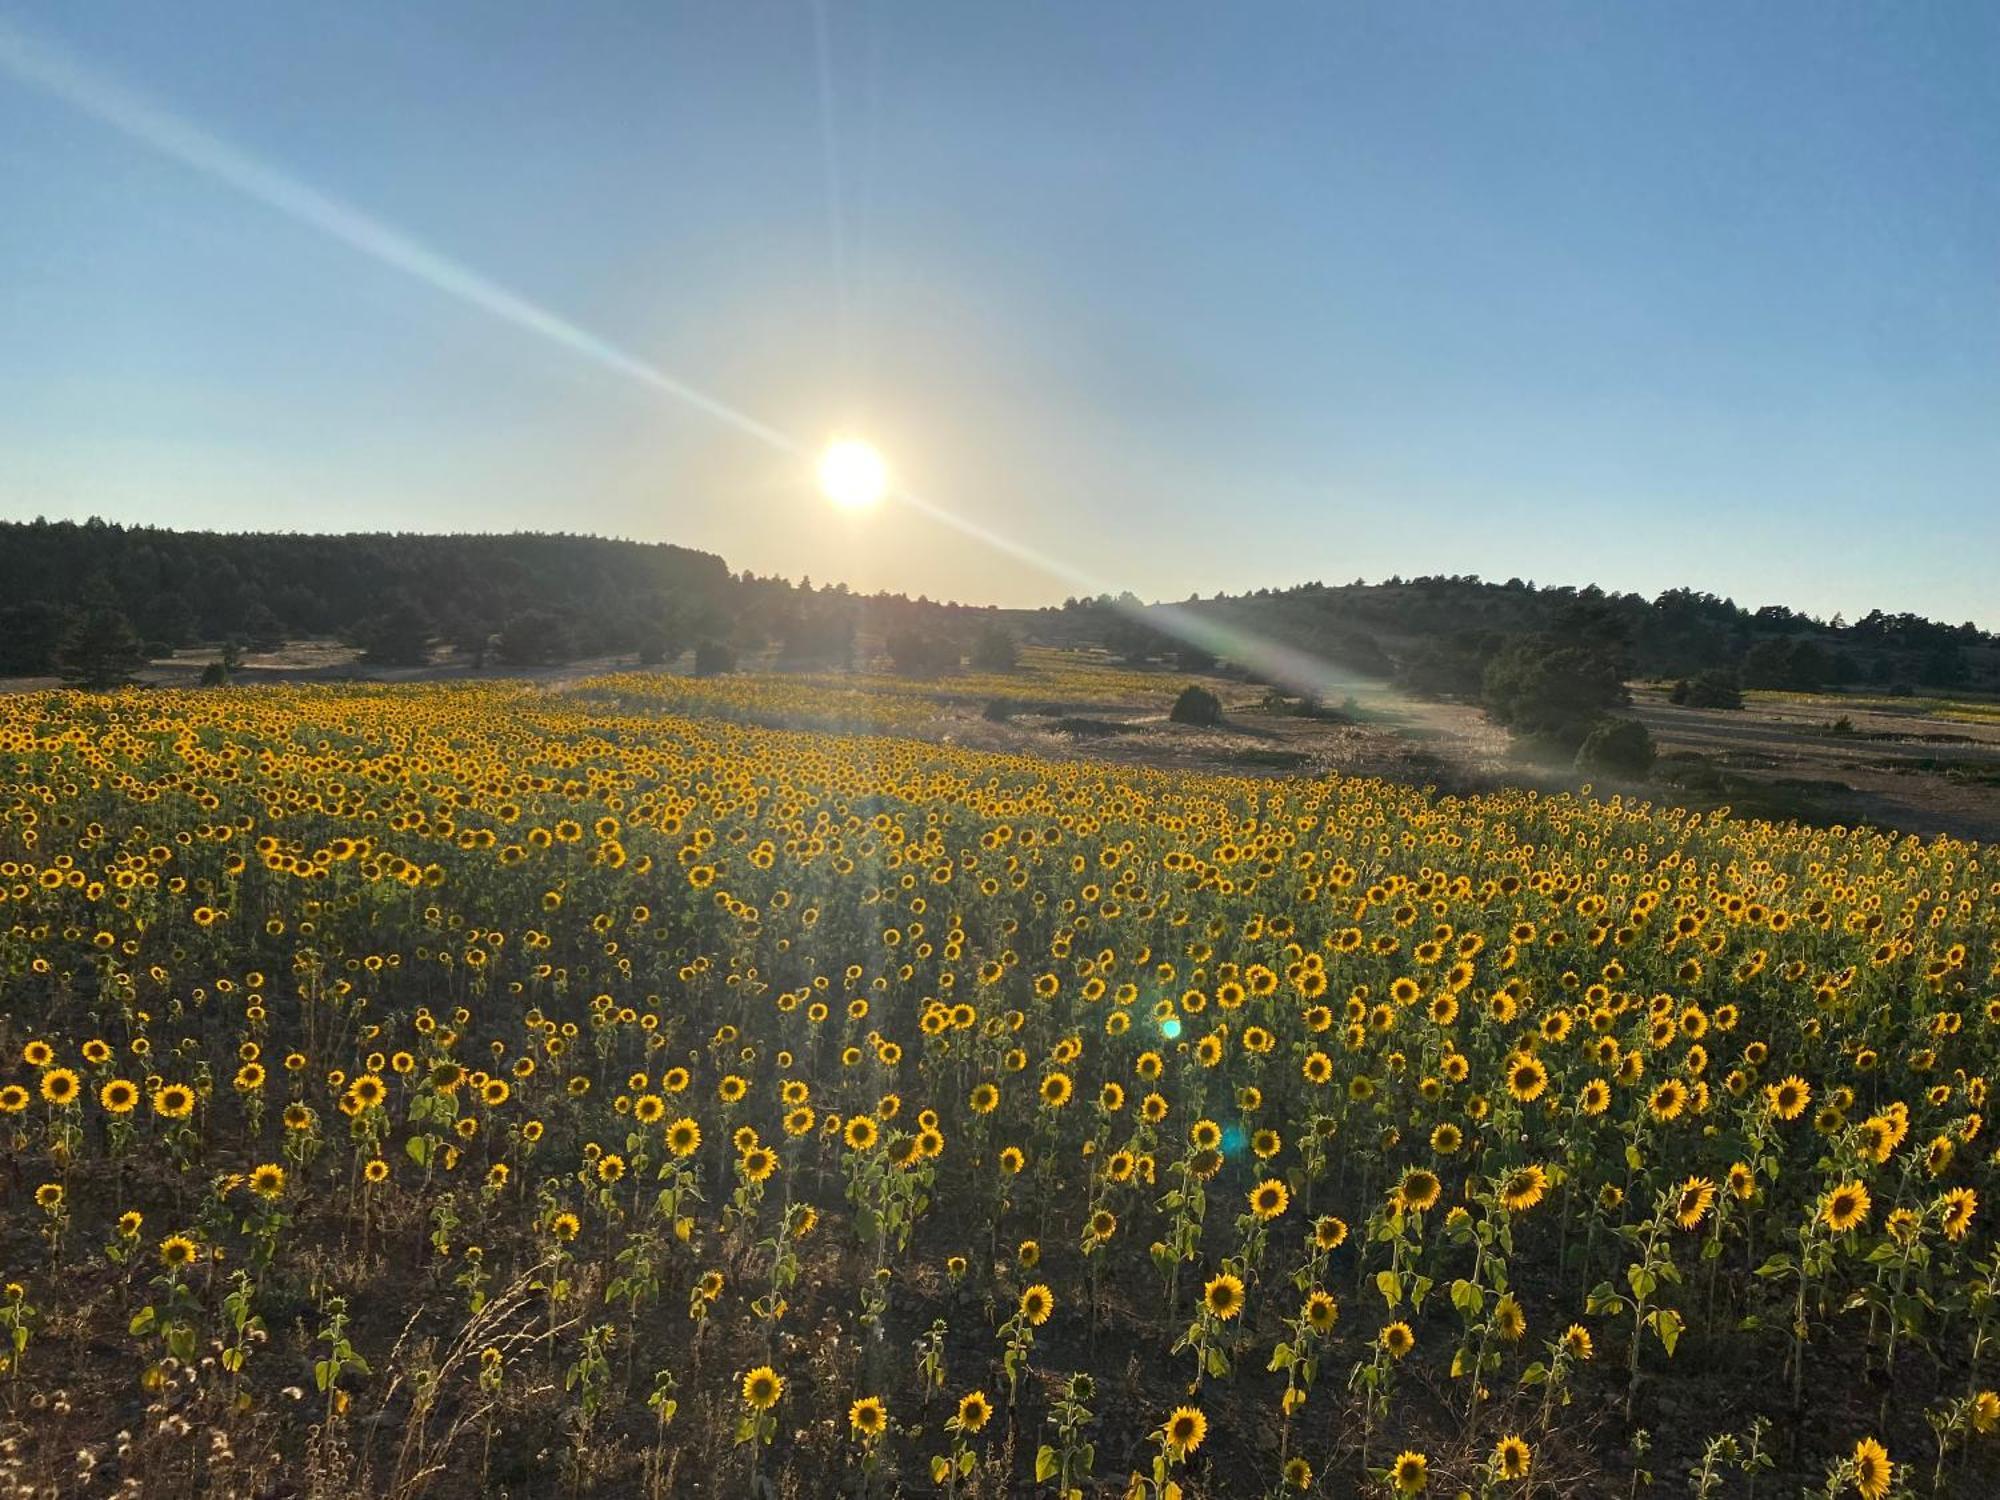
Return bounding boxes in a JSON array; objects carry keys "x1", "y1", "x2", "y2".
[
  {"x1": 353, "y1": 602, "x2": 435, "y2": 667},
  {"x1": 495, "y1": 610, "x2": 574, "y2": 667},
  {"x1": 1741, "y1": 638, "x2": 1829, "y2": 691},
  {"x1": 0, "y1": 601, "x2": 70, "y2": 675},
  {"x1": 885, "y1": 628, "x2": 960, "y2": 676},
  {"x1": 58, "y1": 606, "x2": 147, "y2": 688}
]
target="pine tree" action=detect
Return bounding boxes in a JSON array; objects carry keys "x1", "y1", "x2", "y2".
[{"x1": 58, "y1": 607, "x2": 148, "y2": 688}]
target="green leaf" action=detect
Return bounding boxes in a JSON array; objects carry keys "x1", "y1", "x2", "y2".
[
  {"x1": 1375, "y1": 1269, "x2": 1402, "y2": 1308},
  {"x1": 405, "y1": 1136, "x2": 431, "y2": 1167},
  {"x1": 129, "y1": 1305, "x2": 157, "y2": 1335},
  {"x1": 1518, "y1": 1361, "x2": 1548, "y2": 1387},
  {"x1": 1036, "y1": 1447, "x2": 1059, "y2": 1482},
  {"x1": 1650, "y1": 1308, "x2": 1682, "y2": 1357}
]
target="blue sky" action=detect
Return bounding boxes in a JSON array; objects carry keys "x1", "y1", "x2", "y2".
[{"x1": 1, "y1": 3, "x2": 1995, "y2": 622}]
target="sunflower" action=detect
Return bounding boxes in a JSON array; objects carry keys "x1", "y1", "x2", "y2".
[
  {"x1": 1164, "y1": 1405, "x2": 1207, "y2": 1457},
  {"x1": 667, "y1": 1117, "x2": 702, "y2": 1157},
  {"x1": 1494, "y1": 1434, "x2": 1531, "y2": 1481},
  {"x1": 1303, "y1": 1289, "x2": 1339, "y2": 1334},
  {"x1": 1203, "y1": 1271, "x2": 1245, "y2": 1321},
  {"x1": 1766, "y1": 1075, "x2": 1810, "y2": 1122},
  {"x1": 1380, "y1": 1321, "x2": 1415, "y2": 1358},
  {"x1": 1493, "y1": 1292, "x2": 1526, "y2": 1342},
  {"x1": 844, "y1": 1116, "x2": 879, "y2": 1151},
  {"x1": 1500, "y1": 1164, "x2": 1549, "y2": 1213},
  {"x1": 1506, "y1": 1054, "x2": 1548, "y2": 1103},
  {"x1": 159, "y1": 1233, "x2": 199, "y2": 1269},
  {"x1": 1313, "y1": 1214, "x2": 1349, "y2": 1251},
  {"x1": 741, "y1": 1365, "x2": 784, "y2": 1411},
  {"x1": 1019, "y1": 1284, "x2": 1054, "y2": 1326},
  {"x1": 1850, "y1": 1437, "x2": 1891, "y2": 1500},
  {"x1": 1973, "y1": 1391, "x2": 2000, "y2": 1435},
  {"x1": 1940, "y1": 1186, "x2": 1977, "y2": 1241},
  {"x1": 153, "y1": 1083, "x2": 196, "y2": 1120},
  {"x1": 1189, "y1": 1118, "x2": 1223, "y2": 1152},
  {"x1": 953, "y1": 1390, "x2": 992, "y2": 1433},
  {"x1": 248, "y1": 1162, "x2": 287, "y2": 1199},
  {"x1": 740, "y1": 1146, "x2": 778, "y2": 1183},
  {"x1": 98, "y1": 1078, "x2": 139, "y2": 1114},
  {"x1": 1822, "y1": 1181, "x2": 1872, "y2": 1234},
  {"x1": 1647, "y1": 1079, "x2": 1688, "y2": 1122},
  {"x1": 1250, "y1": 1178, "x2": 1291, "y2": 1219},
  {"x1": 1674, "y1": 1176, "x2": 1718, "y2": 1231},
  {"x1": 39, "y1": 1068, "x2": 80, "y2": 1107},
  {"x1": 1562, "y1": 1323, "x2": 1594, "y2": 1361},
  {"x1": 1392, "y1": 1449, "x2": 1429, "y2": 1494},
  {"x1": 848, "y1": 1395, "x2": 887, "y2": 1440},
  {"x1": 1395, "y1": 1168, "x2": 1442, "y2": 1214}
]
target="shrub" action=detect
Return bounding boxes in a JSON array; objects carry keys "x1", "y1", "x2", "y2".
[
  {"x1": 692, "y1": 639, "x2": 737, "y2": 677},
  {"x1": 1574, "y1": 716, "x2": 1656, "y2": 777},
  {"x1": 885, "y1": 628, "x2": 960, "y2": 675},
  {"x1": 1668, "y1": 669, "x2": 1743, "y2": 710},
  {"x1": 1481, "y1": 639, "x2": 1628, "y2": 748},
  {"x1": 1169, "y1": 685, "x2": 1223, "y2": 726},
  {"x1": 968, "y1": 625, "x2": 1019, "y2": 672}
]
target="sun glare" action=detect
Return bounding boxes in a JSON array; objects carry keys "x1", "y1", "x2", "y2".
[{"x1": 818, "y1": 438, "x2": 887, "y2": 510}]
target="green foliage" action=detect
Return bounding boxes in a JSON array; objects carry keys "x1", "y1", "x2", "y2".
[
  {"x1": 1481, "y1": 640, "x2": 1628, "y2": 748},
  {"x1": 1575, "y1": 716, "x2": 1656, "y2": 777}
]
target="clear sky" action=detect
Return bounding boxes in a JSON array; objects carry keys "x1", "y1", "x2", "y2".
[{"x1": 2, "y1": 3, "x2": 1996, "y2": 623}]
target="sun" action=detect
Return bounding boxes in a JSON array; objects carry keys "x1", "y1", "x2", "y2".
[{"x1": 818, "y1": 439, "x2": 888, "y2": 511}]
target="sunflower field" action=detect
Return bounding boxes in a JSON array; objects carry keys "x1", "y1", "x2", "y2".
[{"x1": 0, "y1": 680, "x2": 1996, "y2": 1498}]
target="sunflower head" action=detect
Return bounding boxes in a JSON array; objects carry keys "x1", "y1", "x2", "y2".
[
  {"x1": 740, "y1": 1365, "x2": 783, "y2": 1411},
  {"x1": 1164, "y1": 1404, "x2": 1207, "y2": 1456}
]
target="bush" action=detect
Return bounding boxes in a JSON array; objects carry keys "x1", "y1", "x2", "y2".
[
  {"x1": 1169, "y1": 685, "x2": 1223, "y2": 726},
  {"x1": 1481, "y1": 638, "x2": 1628, "y2": 748},
  {"x1": 1574, "y1": 717, "x2": 1656, "y2": 777},
  {"x1": 969, "y1": 625, "x2": 1019, "y2": 672},
  {"x1": 1668, "y1": 669, "x2": 1743, "y2": 710},
  {"x1": 886, "y1": 628, "x2": 960, "y2": 675},
  {"x1": 693, "y1": 639, "x2": 737, "y2": 677}
]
